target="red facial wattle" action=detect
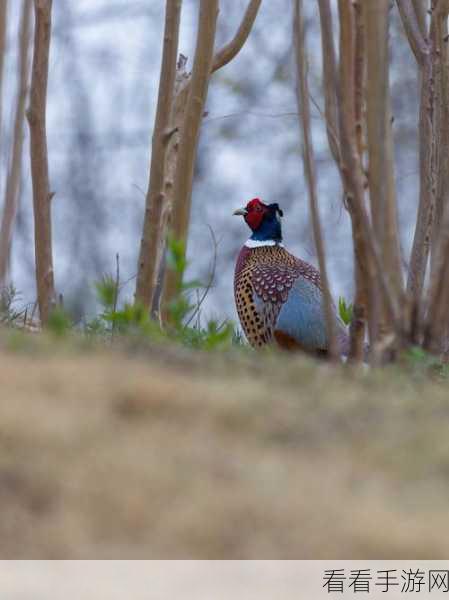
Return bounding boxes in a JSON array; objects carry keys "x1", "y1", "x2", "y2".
[
  {"x1": 244, "y1": 198, "x2": 267, "y2": 231},
  {"x1": 245, "y1": 210, "x2": 265, "y2": 230}
]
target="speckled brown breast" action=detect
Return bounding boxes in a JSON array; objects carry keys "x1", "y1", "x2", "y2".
[{"x1": 234, "y1": 244, "x2": 321, "y2": 348}]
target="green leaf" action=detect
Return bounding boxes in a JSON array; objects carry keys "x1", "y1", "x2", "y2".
[{"x1": 338, "y1": 296, "x2": 353, "y2": 326}]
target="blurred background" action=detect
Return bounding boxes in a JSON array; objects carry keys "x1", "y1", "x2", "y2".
[{"x1": 1, "y1": 0, "x2": 419, "y2": 324}]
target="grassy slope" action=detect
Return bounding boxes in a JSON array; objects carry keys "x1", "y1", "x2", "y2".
[{"x1": 1, "y1": 332, "x2": 449, "y2": 558}]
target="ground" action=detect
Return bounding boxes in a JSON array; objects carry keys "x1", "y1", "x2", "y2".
[{"x1": 0, "y1": 330, "x2": 448, "y2": 558}]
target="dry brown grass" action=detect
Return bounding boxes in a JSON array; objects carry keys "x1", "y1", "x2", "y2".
[{"x1": 0, "y1": 333, "x2": 448, "y2": 558}]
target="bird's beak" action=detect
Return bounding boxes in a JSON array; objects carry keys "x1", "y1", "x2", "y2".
[{"x1": 233, "y1": 207, "x2": 248, "y2": 216}]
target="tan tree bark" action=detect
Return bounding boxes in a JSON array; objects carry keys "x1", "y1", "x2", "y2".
[
  {"x1": 27, "y1": 0, "x2": 55, "y2": 325},
  {"x1": 337, "y1": 0, "x2": 401, "y2": 353},
  {"x1": 161, "y1": 0, "x2": 219, "y2": 322},
  {"x1": 293, "y1": 0, "x2": 338, "y2": 360},
  {"x1": 431, "y1": 2, "x2": 449, "y2": 265},
  {"x1": 211, "y1": 0, "x2": 261, "y2": 73},
  {"x1": 423, "y1": 0, "x2": 449, "y2": 353},
  {"x1": 317, "y1": 0, "x2": 372, "y2": 361},
  {"x1": 350, "y1": 0, "x2": 372, "y2": 360},
  {"x1": 150, "y1": 55, "x2": 190, "y2": 319},
  {"x1": 0, "y1": 0, "x2": 32, "y2": 287},
  {"x1": 363, "y1": 0, "x2": 403, "y2": 349},
  {"x1": 317, "y1": 0, "x2": 340, "y2": 165},
  {"x1": 412, "y1": 0, "x2": 428, "y2": 37},
  {"x1": 137, "y1": 0, "x2": 262, "y2": 321},
  {"x1": 396, "y1": 0, "x2": 439, "y2": 342},
  {"x1": 135, "y1": 0, "x2": 182, "y2": 312}
]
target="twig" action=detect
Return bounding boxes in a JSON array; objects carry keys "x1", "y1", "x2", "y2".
[
  {"x1": 111, "y1": 252, "x2": 120, "y2": 339},
  {"x1": 183, "y1": 225, "x2": 218, "y2": 328}
]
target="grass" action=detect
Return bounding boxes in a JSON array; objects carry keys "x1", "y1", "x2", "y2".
[
  {"x1": 1, "y1": 241, "x2": 449, "y2": 558},
  {"x1": 0, "y1": 326, "x2": 449, "y2": 558}
]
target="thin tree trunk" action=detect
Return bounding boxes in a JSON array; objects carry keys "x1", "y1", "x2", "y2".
[
  {"x1": 337, "y1": 0, "x2": 401, "y2": 349},
  {"x1": 135, "y1": 0, "x2": 182, "y2": 313},
  {"x1": 364, "y1": 0, "x2": 403, "y2": 350},
  {"x1": 0, "y1": 0, "x2": 7, "y2": 153},
  {"x1": 339, "y1": 0, "x2": 376, "y2": 350},
  {"x1": 412, "y1": 0, "x2": 428, "y2": 37},
  {"x1": 293, "y1": 0, "x2": 338, "y2": 360},
  {"x1": 160, "y1": 0, "x2": 219, "y2": 321},
  {"x1": 27, "y1": 0, "x2": 55, "y2": 325},
  {"x1": 317, "y1": 0, "x2": 340, "y2": 165},
  {"x1": 430, "y1": 0, "x2": 449, "y2": 274},
  {"x1": 0, "y1": 0, "x2": 32, "y2": 287},
  {"x1": 151, "y1": 1, "x2": 263, "y2": 320},
  {"x1": 316, "y1": 0, "x2": 371, "y2": 360},
  {"x1": 151, "y1": 54, "x2": 190, "y2": 319},
  {"x1": 396, "y1": 0, "x2": 437, "y2": 342},
  {"x1": 423, "y1": 0, "x2": 449, "y2": 353}
]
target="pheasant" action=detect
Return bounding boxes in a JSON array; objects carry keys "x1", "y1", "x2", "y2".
[{"x1": 233, "y1": 198, "x2": 349, "y2": 356}]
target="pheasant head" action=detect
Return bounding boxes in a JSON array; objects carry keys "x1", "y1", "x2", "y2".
[{"x1": 233, "y1": 198, "x2": 284, "y2": 244}]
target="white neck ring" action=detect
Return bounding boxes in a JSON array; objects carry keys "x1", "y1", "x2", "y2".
[{"x1": 244, "y1": 239, "x2": 284, "y2": 248}]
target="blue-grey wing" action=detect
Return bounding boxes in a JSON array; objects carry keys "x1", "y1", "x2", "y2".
[{"x1": 275, "y1": 277, "x2": 348, "y2": 352}]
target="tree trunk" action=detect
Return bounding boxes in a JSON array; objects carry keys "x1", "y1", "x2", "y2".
[
  {"x1": 364, "y1": 0, "x2": 403, "y2": 351},
  {"x1": 293, "y1": 0, "x2": 338, "y2": 360},
  {"x1": 423, "y1": 0, "x2": 449, "y2": 353},
  {"x1": 337, "y1": 0, "x2": 401, "y2": 355},
  {"x1": 151, "y1": 55, "x2": 190, "y2": 319},
  {"x1": 150, "y1": 0, "x2": 263, "y2": 321},
  {"x1": 135, "y1": 0, "x2": 182, "y2": 313},
  {"x1": 27, "y1": 0, "x2": 55, "y2": 325},
  {"x1": 161, "y1": 0, "x2": 219, "y2": 321},
  {"x1": 317, "y1": 0, "x2": 341, "y2": 166},
  {"x1": 0, "y1": 0, "x2": 7, "y2": 153},
  {"x1": 396, "y1": 0, "x2": 437, "y2": 342},
  {"x1": 0, "y1": 0, "x2": 32, "y2": 287}
]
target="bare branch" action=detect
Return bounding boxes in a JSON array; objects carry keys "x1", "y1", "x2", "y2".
[
  {"x1": 396, "y1": 0, "x2": 429, "y2": 65},
  {"x1": 27, "y1": 0, "x2": 55, "y2": 324},
  {"x1": 211, "y1": 0, "x2": 262, "y2": 73},
  {"x1": 294, "y1": 0, "x2": 338, "y2": 360},
  {"x1": 135, "y1": 0, "x2": 182, "y2": 311},
  {"x1": 0, "y1": 0, "x2": 32, "y2": 286}
]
